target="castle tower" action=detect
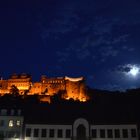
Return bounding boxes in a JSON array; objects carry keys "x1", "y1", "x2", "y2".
[
  {"x1": 65, "y1": 76, "x2": 87, "y2": 101},
  {"x1": 41, "y1": 75, "x2": 47, "y2": 83}
]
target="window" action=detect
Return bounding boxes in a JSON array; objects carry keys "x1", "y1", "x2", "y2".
[
  {"x1": 41, "y1": 129, "x2": 47, "y2": 137},
  {"x1": 131, "y1": 129, "x2": 137, "y2": 138},
  {"x1": 0, "y1": 131, "x2": 4, "y2": 138},
  {"x1": 122, "y1": 129, "x2": 128, "y2": 138},
  {"x1": 49, "y1": 129, "x2": 54, "y2": 138},
  {"x1": 0, "y1": 120, "x2": 4, "y2": 126},
  {"x1": 7, "y1": 131, "x2": 15, "y2": 138},
  {"x1": 14, "y1": 131, "x2": 20, "y2": 138},
  {"x1": 34, "y1": 129, "x2": 39, "y2": 137},
  {"x1": 100, "y1": 129, "x2": 105, "y2": 138},
  {"x1": 57, "y1": 129, "x2": 63, "y2": 138},
  {"x1": 114, "y1": 129, "x2": 120, "y2": 138},
  {"x1": 66, "y1": 129, "x2": 71, "y2": 138},
  {"x1": 91, "y1": 129, "x2": 97, "y2": 138},
  {"x1": 1, "y1": 109, "x2": 7, "y2": 115},
  {"x1": 7, "y1": 131, "x2": 20, "y2": 138},
  {"x1": 16, "y1": 120, "x2": 21, "y2": 126},
  {"x1": 107, "y1": 129, "x2": 113, "y2": 138},
  {"x1": 9, "y1": 120, "x2": 14, "y2": 127},
  {"x1": 26, "y1": 128, "x2": 31, "y2": 137},
  {"x1": 11, "y1": 110, "x2": 15, "y2": 115}
]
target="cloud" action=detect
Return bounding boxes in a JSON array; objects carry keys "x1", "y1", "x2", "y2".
[
  {"x1": 122, "y1": 46, "x2": 135, "y2": 52},
  {"x1": 100, "y1": 46, "x2": 119, "y2": 57},
  {"x1": 102, "y1": 64, "x2": 140, "y2": 91},
  {"x1": 54, "y1": 15, "x2": 133, "y2": 63},
  {"x1": 36, "y1": 0, "x2": 140, "y2": 66},
  {"x1": 115, "y1": 64, "x2": 140, "y2": 80},
  {"x1": 117, "y1": 64, "x2": 140, "y2": 72},
  {"x1": 117, "y1": 65, "x2": 131, "y2": 73}
]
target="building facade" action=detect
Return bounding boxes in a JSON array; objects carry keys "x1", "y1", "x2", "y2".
[
  {"x1": 25, "y1": 118, "x2": 138, "y2": 140},
  {"x1": 0, "y1": 109, "x2": 138, "y2": 140},
  {"x1": 0, "y1": 109, "x2": 24, "y2": 140}
]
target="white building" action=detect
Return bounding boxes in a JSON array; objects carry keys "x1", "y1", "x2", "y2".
[
  {"x1": 0, "y1": 109, "x2": 24, "y2": 140},
  {"x1": 0, "y1": 109, "x2": 138, "y2": 140},
  {"x1": 25, "y1": 118, "x2": 138, "y2": 140}
]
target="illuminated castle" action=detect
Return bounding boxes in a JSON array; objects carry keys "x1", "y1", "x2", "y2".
[{"x1": 0, "y1": 73, "x2": 89, "y2": 102}]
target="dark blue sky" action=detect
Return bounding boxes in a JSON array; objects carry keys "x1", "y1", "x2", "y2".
[{"x1": 0, "y1": 0, "x2": 140, "y2": 90}]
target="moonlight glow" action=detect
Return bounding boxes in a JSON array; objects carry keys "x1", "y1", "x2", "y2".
[
  {"x1": 120, "y1": 64, "x2": 140, "y2": 79},
  {"x1": 129, "y1": 67, "x2": 139, "y2": 76},
  {"x1": 128, "y1": 65, "x2": 140, "y2": 77}
]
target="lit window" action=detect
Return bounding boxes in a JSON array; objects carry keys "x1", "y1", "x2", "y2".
[
  {"x1": 9, "y1": 120, "x2": 14, "y2": 127},
  {"x1": 16, "y1": 120, "x2": 21, "y2": 126}
]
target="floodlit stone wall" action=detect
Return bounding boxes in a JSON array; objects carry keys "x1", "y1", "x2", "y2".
[{"x1": 0, "y1": 74, "x2": 89, "y2": 102}]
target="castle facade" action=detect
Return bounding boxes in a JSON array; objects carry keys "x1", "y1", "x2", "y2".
[{"x1": 0, "y1": 73, "x2": 89, "y2": 102}]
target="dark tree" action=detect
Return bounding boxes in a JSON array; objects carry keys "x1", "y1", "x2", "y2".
[{"x1": 10, "y1": 85, "x2": 19, "y2": 96}]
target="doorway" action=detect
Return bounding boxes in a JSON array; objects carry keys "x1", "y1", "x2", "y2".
[{"x1": 76, "y1": 124, "x2": 86, "y2": 140}]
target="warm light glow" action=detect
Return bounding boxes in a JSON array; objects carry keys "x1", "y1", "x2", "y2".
[
  {"x1": 16, "y1": 120, "x2": 21, "y2": 126},
  {"x1": 14, "y1": 139, "x2": 20, "y2": 140},
  {"x1": 9, "y1": 120, "x2": 14, "y2": 127},
  {"x1": 40, "y1": 96, "x2": 51, "y2": 103},
  {"x1": 65, "y1": 97, "x2": 70, "y2": 100},
  {"x1": 18, "y1": 86, "x2": 29, "y2": 90},
  {"x1": 0, "y1": 74, "x2": 90, "y2": 102},
  {"x1": 65, "y1": 76, "x2": 84, "y2": 82},
  {"x1": 64, "y1": 95, "x2": 88, "y2": 102}
]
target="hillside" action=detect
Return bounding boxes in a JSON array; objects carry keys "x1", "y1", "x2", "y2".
[{"x1": 0, "y1": 88, "x2": 140, "y2": 125}]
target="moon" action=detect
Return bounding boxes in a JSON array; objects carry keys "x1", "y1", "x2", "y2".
[{"x1": 129, "y1": 66, "x2": 139, "y2": 77}]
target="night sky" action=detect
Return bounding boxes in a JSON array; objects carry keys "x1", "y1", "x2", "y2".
[{"x1": 0, "y1": 0, "x2": 140, "y2": 91}]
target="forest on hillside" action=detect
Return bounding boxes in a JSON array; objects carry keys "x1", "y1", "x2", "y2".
[{"x1": 0, "y1": 87, "x2": 140, "y2": 125}]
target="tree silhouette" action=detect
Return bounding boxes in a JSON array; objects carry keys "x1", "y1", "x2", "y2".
[{"x1": 10, "y1": 85, "x2": 19, "y2": 96}]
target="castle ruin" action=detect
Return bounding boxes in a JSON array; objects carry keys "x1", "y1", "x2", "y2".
[{"x1": 0, "y1": 73, "x2": 89, "y2": 102}]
